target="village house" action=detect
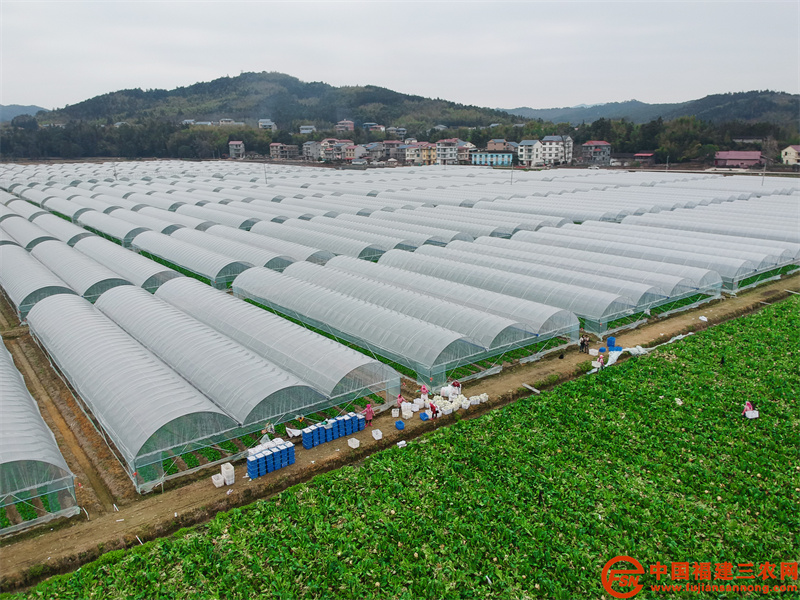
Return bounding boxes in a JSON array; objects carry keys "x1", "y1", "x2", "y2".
[
  {"x1": 582, "y1": 140, "x2": 612, "y2": 166},
  {"x1": 518, "y1": 140, "x2": 543, "y2": 167},
  {"x1": 335, "y1": 120, "x2": 355, "y2": 133},
  {"x1": 781, "y1": 145, "x2": 800, "y2": 165},
  {"x1": 228, "y1": 140, "x2": 245, "y2": 159},
  {"x1": 714, "y1": 151, "x2": 763, "y2": 168},
  {"x1": 541, "y1": 135, "x2": 574, "y2": 165}
]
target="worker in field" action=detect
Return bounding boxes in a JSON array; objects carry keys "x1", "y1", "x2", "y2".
[
  {"x1": 364, "y1": 403, "x2": 374, "y2": 426},
  {"x1": 420, "y1": 384, "x2": 429, "y2": 402},
  {"x1": 397, "y1": 393, "x2": 406, "y2": 408}
]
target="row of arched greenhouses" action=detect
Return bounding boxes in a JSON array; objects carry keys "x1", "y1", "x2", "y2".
[{"x1": 1, "y1": 163, "x2": 797, "y2": 500}]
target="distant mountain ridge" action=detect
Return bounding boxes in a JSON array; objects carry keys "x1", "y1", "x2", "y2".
[
  {"x1": 502, "y1": 91, "x2": 799, "y2": 126},
  {"x1": 0, "y1": 104, "x2": 48, "y2": 122}
]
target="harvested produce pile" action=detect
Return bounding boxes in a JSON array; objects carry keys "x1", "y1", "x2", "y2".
[{"x1": 20, "y1": 298, "x2": 799, "y2": 599}]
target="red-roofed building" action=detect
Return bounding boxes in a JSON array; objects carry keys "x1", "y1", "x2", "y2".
[
  {"x1": 582, "y1": 140, "x2": 611, "y2": 165},
  {"x1": 714, "y1": 151, "x2": 762, "y2": 168},
  {"x1": 335, "y1": 120, "x2": 355, "y2": 133}
]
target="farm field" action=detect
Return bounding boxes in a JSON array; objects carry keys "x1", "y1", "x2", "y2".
[{"x1": 11, "y1": 295, "x2": 798, "y2": 599}]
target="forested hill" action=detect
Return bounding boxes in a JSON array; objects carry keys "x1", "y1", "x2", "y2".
[
  {"x1": 503, "y1": 91, "x2": 799, "y2": 126},
  {"x1": 38, "y1": 72, "x2": 517, "y2": 130}
]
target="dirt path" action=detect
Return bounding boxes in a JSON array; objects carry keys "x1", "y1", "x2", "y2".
[{"x1": 1, "y1": 274, "x2": 798, "y2": 591}]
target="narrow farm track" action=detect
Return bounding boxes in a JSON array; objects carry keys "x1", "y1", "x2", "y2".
[{"x1": 0, "y1": 273, "x2": 798, "y2": 592}]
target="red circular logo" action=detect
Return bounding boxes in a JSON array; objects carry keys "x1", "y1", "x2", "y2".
[{"x1": 601, "y1": 555, "x2": 645, "y2": 599}]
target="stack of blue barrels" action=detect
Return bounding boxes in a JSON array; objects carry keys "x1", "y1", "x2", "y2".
[
  {"x1": 606, "y1": 336, "x2": 623, "y2": 352},
  {"x1": 302, "y1": 412, "x2": 365, "y2": 450},
  {"x1": 246, "y1": 441, "x2": 296, "y2": 480}
]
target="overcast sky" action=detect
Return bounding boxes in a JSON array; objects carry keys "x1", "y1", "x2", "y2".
[{"x1": 1, "y1": 0, "x2": 797, "y2": 111}]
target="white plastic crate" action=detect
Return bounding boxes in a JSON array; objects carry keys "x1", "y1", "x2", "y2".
[
  {"x1": 397, "y1": 440, "x2": 407, "y2": 448},
  {"x1": 221, "y1": 462, "x2": 235, "y2": 485},
  {"x1": 372, "y1": 428, "x2": 383, "y2": 441},
  {"x1": 391, "y1": 408, "x2": 400, "y2": 418},
  {"x1": 409, "y1": 403, "x2": 420, "y2": 412},
  {"x1": 461, "y1": 400, "x2": 471, "y2": 410},
  {"x1": 441, "y1": 407, "x2": 452, "y2": 416},
  {"x1": 348, "y1": 437, "x2": 360, "y2": 449},
  {"x1": 211, "y1": 474, "x2": 224, "y2": 488},
  {"x1": 401, "y1": 410, "x2": 413, "y2": 420}
]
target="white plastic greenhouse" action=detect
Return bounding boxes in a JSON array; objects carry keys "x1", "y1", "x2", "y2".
[
  {"x1": 370, "y1": 209, "x2": 510, "y2": 238},
  {"x1": 205, "y1": 225, "x2": 334, "y2": 265},
  {"x1": 30, "y1": 240, "x2": 133, "y2": 303},
  {"x1": 1, "y1": 217, "x2": 58, "y2": 250},
  {"x1": 0, "y1": 230, "x2": 19, "y2": 246},
  {"x1": 155, "y1": 277, "x2": 400, "y2": 401},
  {"x1": 108, "y1": 208, "x2": 185, "y2": 235},
  {"x1": 0, "y1": 341, "x2": 79, "y2": 534},
  {"x1": 175, "y1": 204, "x2": 260, "y2": 230},
  {"x1": 472, "y1": 236, "x2": 723, "y2": 293},
  {"x1": 76, "y1": 211, "x2": 150, "y2": 247},
  {"x1": 95, "y1": 286, "x2": 328, "y2": 425},
  {"x1": 228, "y1": 199, "x2": 331, "y2": 221},
  {"x1": 511, "y1": 229, "x2": 758, "y2": 289},
  {"x1": 283, "y1": 261, "x2": 537, "y2": 349},
  {"x1": 26, "y1": 294, "x2": 240, "y2": 492},
  {"x1": 169, "y1": 227, "x2": 294, "y2": 271},
  {"x1": 250, "y1": 220, "x2": 385, "y2": 261},
  {"x1": 0, "y1": 205, "x2": 23, "y2": 223},
  {"x1": 0, "y1": 245, "x2": 77, "y2": 320},
  {"x1": 283, "y1": 218, "x2": 419, "y2": 252},
  {"x1": 131, "y1": 231, "x2": 253, "y2": 288},
  {"x1": 232, "y1": 267, "x2": 484, "y2": 384},
  {"x1": 414, "y1": 245, "x2": 665, "y2": 309},
  {"x1": 72, "y1": 236, "x2": 183, "y2": 292},
  {"x1": 574, "y1": 221, "x2": 800, "y2": 263},
  {"x1": 40, "y1": 197, "x2": 95, "y2": 222},
  {"x1": 136, "y1": 206, "x2": 214, "y2": 230},
  {"x1": 378, "y1": 249, "x2": 635, "y2": 332},
  {"x1": 414, "y1": 205, "x2": 570, "y2": 232},
  {"x1": 6, "y1": 199, "x2": 48, "y2": 221},
  {"x1": 332, "y1": 213, "x2": 473, "y2": 245},
  {"x1": 447, "y1": 239, "x2": 697, "y2": 299},
  {"x1": 31, "y1": 214, "x2": 95, "y2": 247},
  {"x1": 323, "y1": 255, "x2": 579, "y2": 340}
]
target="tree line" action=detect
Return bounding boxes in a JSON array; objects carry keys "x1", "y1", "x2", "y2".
[{"x1": 2, "y1": 114, "x2": 797, "y2": 163}]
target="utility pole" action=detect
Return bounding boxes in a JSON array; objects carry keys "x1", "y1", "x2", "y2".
[{"x1": 665, "y1": 155, "x2": 669, "y2": 172}]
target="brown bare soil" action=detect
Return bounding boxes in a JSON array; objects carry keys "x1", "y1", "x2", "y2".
[{"x1": 0, "y1": 273, "x2": 797, "y2": 592}]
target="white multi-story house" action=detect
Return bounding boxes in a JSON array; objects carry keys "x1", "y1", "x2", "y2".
[
  {"x1": 303, "y1": 141, "x2": 323, "y2": 161},
  {"x1": 299, "y1": 125, "x2": 316, "y2": 135},
  {"x1": 541, "y1": 135, "x2": 573, "y2": 165},
  {"x1": 518, "y1": 140, "x2": 543, "y2": 167},
  {"x1": 228, "y1": 141, "x2": 245, "y2": 159},
  {"x1": 436, "y1": 138, "x2": 459, "y2": 165}
]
